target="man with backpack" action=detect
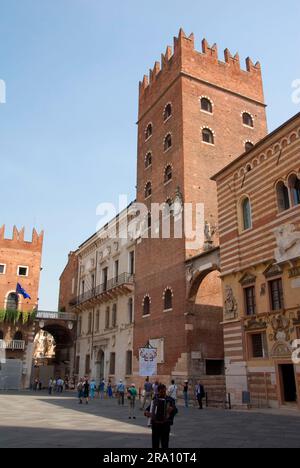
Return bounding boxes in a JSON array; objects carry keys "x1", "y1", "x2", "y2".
[
  {"x1": 117, "y1": 379, "x2": 126, "y2": 406},
  {"x1": 145, "y1": 384, "x2": 178, "y2": 449}
]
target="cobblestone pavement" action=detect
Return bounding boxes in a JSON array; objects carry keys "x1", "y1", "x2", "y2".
[{"x1": 0, "y1": 391, "x2": 300, "y2": 448}]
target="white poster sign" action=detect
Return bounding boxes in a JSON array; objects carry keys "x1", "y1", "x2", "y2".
[{"x1": 139, "y1": 347, "x2": 158, "y2": 377}]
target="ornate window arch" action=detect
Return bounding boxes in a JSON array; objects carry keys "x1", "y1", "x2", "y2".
[
  {"x1": 163, "y1": 103, "x2": 172, "y2": 122},
  {"x1": 145, "y1": 151, "x2": 152, "y2": 169},
  {"x1": 200, "y1": 96, "x2": 213, "y2": 113},
  {"x1": 145, "y1": 122, "x2": 153, "y2": 141},
  {"x1": 238, "y1": 195, "x2": 252, "y2": 232},
  {"x1": 163, "y1": 287, "x2": 173, "y2": 311},
  {"x1": 164, "y1": 164, "x2": 173, "y2": 184},
  {"x1": 288, "y1": 173, "x2": 300, "y2": 206},
  {"x1": 276, "y1": 180, "x2": 290, "y2": 212},
  {"x1": 201, "y1": 127, "x2": 215, "y2": 145},
  {"x1": 164, "y1": 133, "x2": 172, "y2": 152},
  {"x1": 142, "y1": 295, "x2": 151, "y2": 316}
]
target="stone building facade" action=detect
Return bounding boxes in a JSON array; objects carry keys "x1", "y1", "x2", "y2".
[
  {"x1": 0, "y1": 225, "x2": 44, "y2": 388},
  {"x1": 133, "y1": 29, "x2": 268, "y2": 390},
  {"x1": 68, "y1": 208, "x2": 135, "y2": 385},
  {"x1": 213, "y1": 112, "x2": 300, "y2": 409}
]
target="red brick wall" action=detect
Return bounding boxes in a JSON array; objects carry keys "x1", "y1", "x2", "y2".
[
  {"x1": 58, "y1": 251, "x2": 78, "y2": 312},
  {"x1": 134, "y1": 30, "x2": 267, "y2": 378}
]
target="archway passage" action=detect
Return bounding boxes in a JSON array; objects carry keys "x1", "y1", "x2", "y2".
[{"x1": 32, "y1": 324, "x2": 74, "y2": 387}]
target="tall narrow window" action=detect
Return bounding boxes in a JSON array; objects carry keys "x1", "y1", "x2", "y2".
[
  {"x1": 128, "y1": 298, "x2": 133, "y2": 324},
  {"x1": 164, "y1": 134, "x2": 172, "y2": 151},
  {"x1": 164, "y1": 289, "x2": 173, "y2": 311},
  {"x1": 145, "y1": 152, "x2": 152, "y2": 168},
  {"x1": 164, "y1": 103, "x2": 172, "y2": 121},
  {"x1": 201, "y1": 97, "x2": 213, "y2": 113},
  {"x1": 143, "y1": 296, "x2": 151, "y2": 316},
  {"x1": 114, "y1": 260, "x2": 119, "y2": 280},
  {"x1": 95, "y1": 310, "x2": 100, "y2": 332},
  {"x1": 164, "y1": 165, "x2": 173, "y2": 184},
  {"x1": 269, "y1": 279, "x2": 284, "y2": 311},
  {"x1": 81, "y1": 280, "x2": 85, "y2": 295},
  {"x1": 145, "y1": 123, "x2": 152, "y2": 140},
  {"x1": 85, "y1": 354, "x2": 91, "y2": 375},
  {"x1": 241, "y1": 197, "x2": 252, "y2": 231},
  {"x1": 250, "y1": 333, "x2": 267, "y2": 358},
  {"x1": 289, "y1": 174, "x2": 300, "y2": 206},
  {"x1": 129, "y1": 251, "x2": 135, "y2": 275},
  {"x1": 88, "y1": 312, "x2": 92, "y2": 334},
  {"x1": 202, "y1": 128, "x2": 214, "y2": 145},
  {"x1": 0, "y1": 330, "x2": 3, "y2": 340},
  {"x1": 112, "y1": 304, "x2": 117, "y2": 328},
  {"x1": 126, "y1": 351, "x2": 133, "y2": 375},
  {"x1": 75, "y1": 356, "x2": 80, "y2": 375},
  {"x1": 244, "y1": 286, "x2": 256, "y2": 316},
  {"x1": 145, "y1": 182, "x2": 152, "y2": 199},
  {"x1": 105, "y1": 307, "x2": 110, "y2": 329},
  {"x1": 243, "y1": 112, "x2": 254, "y2": 127},
  {"x1": 102, "y1": 267, "x2": 108, "y2": 292},
  {"x1": 78, "y1": 316, "x2": 82, "y2": 337},
  {"x1": 109, "y1": 352, "x2": 116, "y2": 375},
  {"x1": 276, "y1": 181, "x2": 290, "y2": 212}
]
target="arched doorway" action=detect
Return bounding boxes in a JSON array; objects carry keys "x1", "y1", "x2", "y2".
[
  {"x1": 95, "y1": 349, "x2": 105, "y2": 382},
  {"x1": 32, "y1": 323, "x2": 73, "y2": 386}
]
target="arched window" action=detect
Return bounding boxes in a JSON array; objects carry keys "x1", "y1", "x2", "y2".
[
  {"x1": 164, "y1": 165, "x2": 173, "y2": 183},
  {"x1": 288, "y1": 174, "x2": 300, "y2": 206},
  {"x1": 145, "y1": 123, "x2": 153, "y2": 140},
  {"x1": 143, "y1": 296, "x2": 151, "y2": 316},
  {"x1": 0, "y1": 330, "x2": 3, "y2": 340},
  {"x1": 6, "y1": 292, "x2": 18, "y2": 311},
  {"x1": 164, "y1": 103, "x2": 172, "y2": 121},
  {"x1": 242, "y1": 112, "x2": 254, "y2": 128},
  {"x1": 145, "y1": 152, "x2": 152, "y2": 168},
  {"x1": 202, "y1": 128, "x2": 214, "y2": 145},
  {"x1": 276, "y1": 181, "x2": 290, "y2": 212},
  {"x1": 164, "y1": 289, "x2": 173, "y2": 311},
  {"x1": 201, "y1": 97, "x2": 213, "y2": 113},
  {"x1": 14, "y1": 331, "x2": 23, "y2": 341},
  {"x1": 241, "y1": 197, "x2": 252, "y2": 231},
  {"x1": 145, "y1": 182, "x2": 152, "y2": 199},
  {"x1": 128, "y1": 298, "x2": 133, "y2": 324},
  {"x1": 245, "y1": 142, "x2": 254, "y2": 152},
  {"x1": 164, "y1": 133, "x2": 172, "y2": 151}
]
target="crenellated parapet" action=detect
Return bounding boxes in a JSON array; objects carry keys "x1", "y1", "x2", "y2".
[
  {"x1": 0, "y1": 225, "x2": 44, "y2": 252},
  {"x1": 139, "y1": 29, "x2": 264, "y2": 117}
]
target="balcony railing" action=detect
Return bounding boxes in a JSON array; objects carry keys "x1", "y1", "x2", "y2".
[
  {"x1": 0, "y1": 340, "x2": 25, "y2": 350},
  {"x1": 71, "y1": 272, "x2": 134, "y2": 307},
  {"x1": 35, "y1": 311, "x2": 77, "y2": 321}
]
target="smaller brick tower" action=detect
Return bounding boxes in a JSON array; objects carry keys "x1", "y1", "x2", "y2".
[{"x1": 0, "y1": 225, "x2": 44, "y2": 389}]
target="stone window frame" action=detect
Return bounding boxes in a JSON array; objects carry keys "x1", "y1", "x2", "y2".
[
  {"x1": 237, "y1": 194, "x2": 253, "y2": 234},
  {"x1": 163, "y1": 102, "x2": 173, "y2": 123},
  {"x1": 246, "y1": 330, "x2": 269, "y2": 360},
  {"x1": 0, "y1": 263, "x2": 6, "y2": 275},
  {"x1": 241, "y1": 110, "x2": 254, "y2": 129},
  {"x1": 17, "y1": 265, "x2": 29, "y2": 277},
  {"x1": 145, "y1": 122, "x2": 153, "y2": 142},
  {"x1": 199, "y1": 95, "x2": 214, "y2": 114},
  {"x1": 142, "y1": 294, "x2": 151, "y2": 317},
  {"x1": 201, "y1": 126, "x2": 215, "y2": 146},
  {"x1": 144, "y1": 151, "x2": 153, "y2": 169},
  {"x1": 163, "y1": 132, "x2": 173, "y2": 153},
  {"x1": 162, "y1": 287, "x2": 174, "y2": 312}
]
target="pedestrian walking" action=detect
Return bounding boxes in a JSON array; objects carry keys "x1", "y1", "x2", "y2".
[
  {"x1": 167, "y1": 380, "x2": 178, "y2": 402},
  {"x1": 183, "y1": 380, "x2": 189, "y2": 408},
  {"x1": 77, "y1": 378, "x2": 84, "y2": 404},
  {"x1": 48, "y1": 378, "x2": 54, "y2": 395},
  {"x1": 195, "y1": 381, "x2": 205, "y2": 410},
  {"x1": 98, "y1": 379, "x2": 105, "y2": 399},
  {"x1": 83, "y1": 378, "x2": 90, "y2": 404},
  {"x1": 152, "y1": 380, "x2": 159, "y2": 398},
  {"x1": 145, "y1": 384, "x2": 178, "y2": 449},
  {"x1": 128, "y1": 383, "x2": 138, "y2": 419},
  {"x1": 117, "y1": 380, "x2": 125, "y2": 406},
  {"x1": 141, "y1": 377, "x2": 153, "y2": 410},
  {"x1": 107, "y1": 380, "x2": 113, "y2": 399},
  {"x1": 90, "y1": 379, "x2": 96, "y2": 399}
]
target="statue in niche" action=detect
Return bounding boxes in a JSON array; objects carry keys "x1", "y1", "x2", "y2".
[{"x1": 224, "y1": 286, "x2": 238, "y2": 320}]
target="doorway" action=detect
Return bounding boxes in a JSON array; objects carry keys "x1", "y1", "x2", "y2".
[{"x1": 279, "y1": 364, "x2": 297, "y2": 403}]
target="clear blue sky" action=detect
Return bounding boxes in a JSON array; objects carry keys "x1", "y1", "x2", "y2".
[{"x1": 0, "y1": 0, "x2": 299, "y2": 310}]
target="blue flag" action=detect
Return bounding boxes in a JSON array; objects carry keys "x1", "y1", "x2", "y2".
[{"x1": 16, "y1": 283, "x2": 31, "y2": 300}]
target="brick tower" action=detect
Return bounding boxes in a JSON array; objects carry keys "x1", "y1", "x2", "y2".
[
  {"x1": 133, "y1": 30, "x2": 267, "y2": 386},
  {"x1": 0, "y1": 225, "x2": 44, "y2": 389}
]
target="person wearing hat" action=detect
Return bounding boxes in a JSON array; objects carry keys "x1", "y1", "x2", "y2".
[
  {"x1": 127, "y1": 383, "x2": 138, "y2": 419},
  {"x1": 117, "y1": 379, "x2": 126, "y2": 406}
]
